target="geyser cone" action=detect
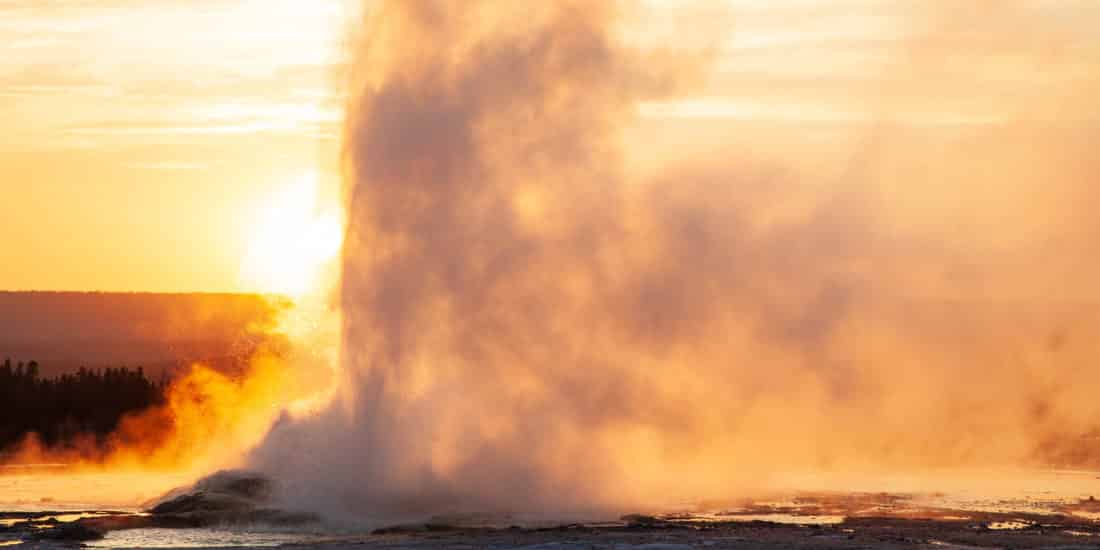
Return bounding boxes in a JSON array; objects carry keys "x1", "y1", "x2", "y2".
[{"x1": 251, "y1": 0, "x2": 1100, "y2": 523}]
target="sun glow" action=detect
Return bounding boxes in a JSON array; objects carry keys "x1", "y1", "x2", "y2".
[{"x1": 240, "y1": 173, "x2": 343, "y2": 297}]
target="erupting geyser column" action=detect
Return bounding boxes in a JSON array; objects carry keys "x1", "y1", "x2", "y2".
[
  {"x1": 255, "y1": 0, "x2": 741, "y2": 518},
  {"x1": 251, "y1": 0, "x2": 1100, "y2": 523}
]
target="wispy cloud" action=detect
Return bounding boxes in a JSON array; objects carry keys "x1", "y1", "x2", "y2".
[
  {"x1": 0, "y1": 0, "x2": 348, "y2": 151},
  {"x1": 127, "y1": 161, "x2": 210, "y2": 171}
]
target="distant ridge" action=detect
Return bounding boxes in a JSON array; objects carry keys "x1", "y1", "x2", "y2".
[{"x1": 0, "y1": 291, "x2": 289, "y2": 378}]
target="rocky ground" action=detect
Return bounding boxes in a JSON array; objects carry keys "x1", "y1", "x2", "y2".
[
  {"x1": 4, "y1": 471, "x2": 1100, "y2": 548},
  {"x1": 305, "y1": 511, "x2": 1100, "y2": 549},
  {"x1": 7, "y1": 512, "x2": 1100, "y2": 549}
]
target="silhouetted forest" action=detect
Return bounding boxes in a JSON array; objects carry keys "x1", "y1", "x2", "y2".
[{"x1": 0, "y1": 358, "x2": 166, "y2": 453}]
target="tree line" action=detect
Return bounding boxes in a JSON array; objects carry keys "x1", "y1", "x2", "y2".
[{"x1": 0, "y1": 358, "x2": 167, "y2": 453}]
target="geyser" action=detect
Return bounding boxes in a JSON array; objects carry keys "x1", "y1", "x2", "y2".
[{"x1": 251, "y1": 0, "x2": 1100, "y2": 523}]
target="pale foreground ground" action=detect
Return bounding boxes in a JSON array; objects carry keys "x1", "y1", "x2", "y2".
[{"x1": 3, "y1": 468, "x2": 1100, "y2": 548}]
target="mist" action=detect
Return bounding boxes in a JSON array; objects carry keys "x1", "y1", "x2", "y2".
[{"x1": 250, "y1": 0, "x2": 1100, "y2": 522}]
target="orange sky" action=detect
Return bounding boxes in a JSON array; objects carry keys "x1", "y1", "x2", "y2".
[
  {"x1": 0, "y1": 0, "x2": 348, "y2": 292},
  {"x1": 0, "y1": 0, "x2": 1096, "y2": 292}
]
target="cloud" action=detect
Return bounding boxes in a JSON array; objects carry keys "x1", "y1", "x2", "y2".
[
  {"x1": 0, "y1": 0, "x2": 345, "y2": 151},
  {"x1": 126, "y1": 161, "x2": 209, "y2": 171}
]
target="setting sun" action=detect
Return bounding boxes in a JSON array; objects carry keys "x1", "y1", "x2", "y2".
[{"x1": 239, "y1": 173, "x2": 343, "y2": 297}]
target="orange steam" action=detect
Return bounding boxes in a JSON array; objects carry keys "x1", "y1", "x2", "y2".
[{"x1": 4, "y1": 355, "x2": 287, "y2": 475}]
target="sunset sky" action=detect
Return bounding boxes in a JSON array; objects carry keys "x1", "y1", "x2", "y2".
[
  {"x1": 0, "y1": 0, "x2": 1096, "y2": 292},
  {"x1": 5, "y1": 0, "x2": 1100, "y2": 526},
  {"x1": 0, "y1": 0, "x2": 348, "y2": 292}
]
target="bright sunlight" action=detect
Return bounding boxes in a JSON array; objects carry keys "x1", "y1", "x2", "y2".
[{"x1": 239, "y1": 172, "x2": 343, "y2": 297}]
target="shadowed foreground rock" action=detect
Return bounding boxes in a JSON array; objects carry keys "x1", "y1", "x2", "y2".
[
  {"x1": 31, "y1": 521, "x2": 104, "y2": 542},
  {"x1": 147, "y1": 469, "x2": 319, "y2": 526},
  {"x1": 332, "y1": 514, "x2": 1100, "y2": 549}
]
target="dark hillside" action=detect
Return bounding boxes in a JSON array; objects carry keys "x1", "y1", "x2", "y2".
[{"x1": 0, "y1": 291, "x2": 288, "y2": 379}]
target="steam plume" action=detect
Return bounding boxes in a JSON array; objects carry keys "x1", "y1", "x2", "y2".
[{"x1": 252, "y1": 0, "x2": 1100, "y2": 522}]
